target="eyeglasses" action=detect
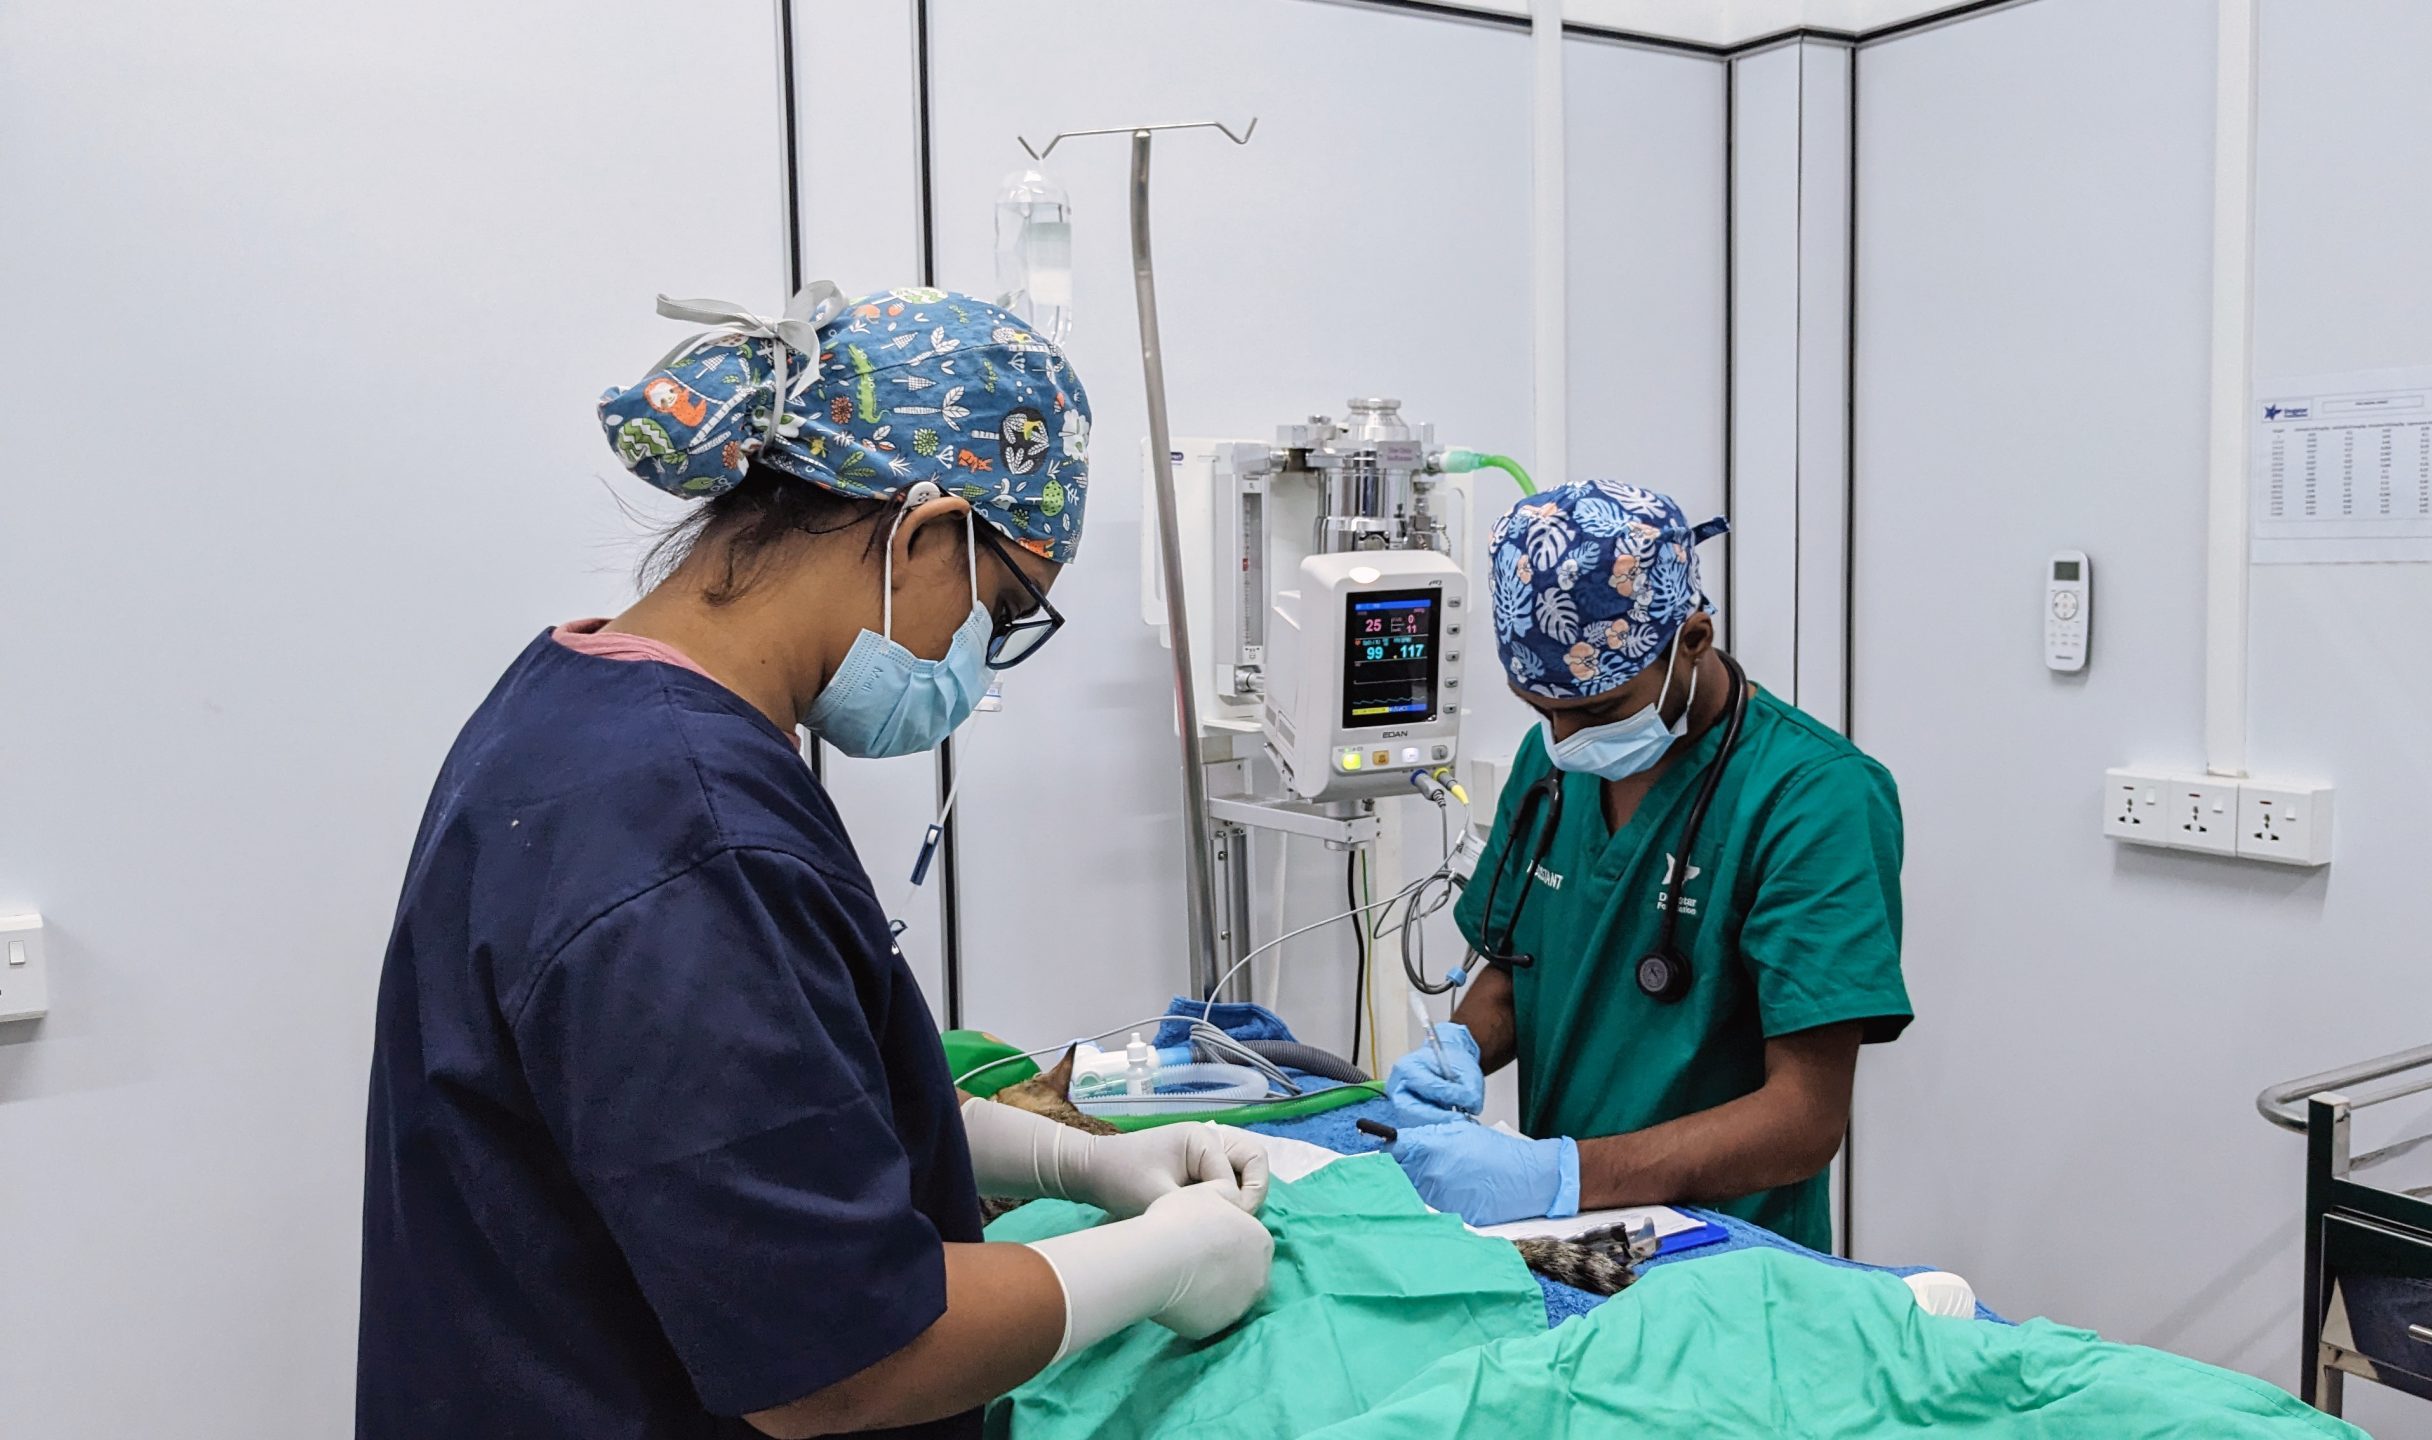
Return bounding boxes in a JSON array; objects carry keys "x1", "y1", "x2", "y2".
[{"x1": 970, "y1": 521, "x2": 1064, "y2": 669}]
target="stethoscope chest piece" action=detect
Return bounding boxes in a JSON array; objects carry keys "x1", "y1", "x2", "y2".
[{"x1": 1636, "y1": 948, "x2": 1692, "y2": 1002}]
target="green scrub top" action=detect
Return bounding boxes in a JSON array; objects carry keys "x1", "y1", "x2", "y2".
[{"x1": 1452, "y1": 687, "x2": 1910, "y2": 1252}]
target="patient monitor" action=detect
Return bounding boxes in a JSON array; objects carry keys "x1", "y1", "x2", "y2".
[{"x1": 1266, "y1": 549, "x2": 1467, "y2": 801}]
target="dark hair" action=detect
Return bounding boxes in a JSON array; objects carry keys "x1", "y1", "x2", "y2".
[{"x1": 639, "y1": 469, "x2": 891, "y2": 606}]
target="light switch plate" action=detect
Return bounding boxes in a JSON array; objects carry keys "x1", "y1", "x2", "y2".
[{"x1": 0, "y1": 913, "x2": 48, "y2": 1022}]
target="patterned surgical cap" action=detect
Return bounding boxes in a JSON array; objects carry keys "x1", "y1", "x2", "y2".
[
  {"x1": 1489, "y1": 481, "x2": 1728, "y2": 700},
  {"x1": 598, "y1": 286, "x2": 1092, "y2": 563}
]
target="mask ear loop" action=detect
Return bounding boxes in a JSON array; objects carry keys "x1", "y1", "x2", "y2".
[
  {"x1": 1669, "y1": 639, "x2": 1699, "y2": 736},
  {"x1": 879, "y1": 497, "x2": 983, "y2": 645},
  {"x1": 965, "y1": 510, "x2": 980, "y2": 617},
  {"x1": 879, "y1": 503, "x2": 914, "y2": 643}
]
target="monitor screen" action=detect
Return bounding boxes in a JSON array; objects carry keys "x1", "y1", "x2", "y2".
[
  {"x1": 2052, "y1": 559, "x2": 2080, "y2": 580},
  {"x1": 1342, "y1": 589, "x2": 1440, "y2": 730}
]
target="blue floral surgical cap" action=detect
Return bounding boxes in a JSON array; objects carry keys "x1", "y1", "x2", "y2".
[
  {"x1": 597, "y1": 285, "x2": 1092, "y2": 563},
  {"x1": 1489, "y1": 481, "x2": 1729, "y2": 700}
]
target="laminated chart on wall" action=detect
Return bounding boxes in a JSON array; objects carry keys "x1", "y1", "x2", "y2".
[{"x1": 2252, "y1": 365, "x2": 2432, "y2": 563}]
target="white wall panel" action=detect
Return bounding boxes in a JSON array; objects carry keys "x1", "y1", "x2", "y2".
[
  {"x1": 1564, "y1": 40, "x2": 1729, "y2": 561},
  {"x1": 1852, "y1": 0, "x2": 2222, "y2": 1339},
  {"x1": 2245, "y1": 7, "x2": 2432, "y2": 1422},
  {"x1": 1852, "y1": 3, "x2": 2431, "y2": 1429},
  {"x1": 1792, "y1": 43, "x2": 1851, "y2": 728},
  {"x1": 793, "y1": 0, "x2": 923, "y2": 298},
  {"x1": 1730, "y1": 41, "x2": 1853, "y2": 723},
  {"x1": 1729, "y1": 45, "x2": 1803, "y2": 673},
  {"x1": 0, "y1": 2, "x2": 788, "y2": 1433}
]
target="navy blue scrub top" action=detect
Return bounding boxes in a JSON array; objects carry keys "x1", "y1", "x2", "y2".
[{"x1": 359, "y1": 632, "x2": 982, "y2": 1439}]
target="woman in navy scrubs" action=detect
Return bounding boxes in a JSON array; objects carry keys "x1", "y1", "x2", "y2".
[{"x1": 358, "y1": 288, "x2": 1272, "y2": 1439}]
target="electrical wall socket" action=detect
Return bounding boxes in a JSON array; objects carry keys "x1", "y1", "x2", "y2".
[
  {"x1": 2104, "y1": 768, "x2": 2233, "y2": 851},
  {"x1": 2103, "y1": 769, "x2": 2163, "y2": 842},
  {"x1": 0, "y1": 913, "x2": 48, "y2": 1022},
  {"x1": 2104, "y1": 769, "x2": 2236, "y2": 855},
  {"x1": 2104, "y1": 770, "x2": 2334, "y2": 865},
  {"x1": 2237, "y1": 782, "x2": 2335, "y2": 866},
  {"x1": 2161, "y1": 776, "x2": 2240, "y2": 855}
]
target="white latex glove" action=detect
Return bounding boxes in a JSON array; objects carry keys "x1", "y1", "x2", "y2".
[
  {"x1": 1025, "y1": 1182, "x2": 1276, "y2": 1357},
  {"x1": 1384, "y1": 1022, "x2": 1486, "y2": 1127},
  {"x1": 1066, "y1": 1122, "x2": 1271, "y2": 1218},
  {"x1": 961, "y1": 1098, "x2": 1269, "y2": 1218}
]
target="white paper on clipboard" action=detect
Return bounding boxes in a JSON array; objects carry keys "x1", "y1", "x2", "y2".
[
  {"x1": 1472, "y1": 1207, "x2": 1706, "y2": 1243},
  {"x1": 1249, "y1": 1131, "x2": 1357, "y2": 1184}
]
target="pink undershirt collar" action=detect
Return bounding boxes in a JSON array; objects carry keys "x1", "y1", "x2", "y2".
[{"x1": 551, "y1": 618, "x2": 715, "y2": 680}]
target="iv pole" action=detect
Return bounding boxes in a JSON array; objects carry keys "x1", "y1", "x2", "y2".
[{"x1": 1017, "y1": 120, "x2": 1256, "y2": 1000}]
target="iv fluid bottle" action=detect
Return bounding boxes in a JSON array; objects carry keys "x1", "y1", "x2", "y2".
[
  {"x1": 994, "y1": 167, "x2": 1072, "y2": 344},
  {"x1": 1123, "y1": 1032, "x2": 1154, "y2": 1097}
]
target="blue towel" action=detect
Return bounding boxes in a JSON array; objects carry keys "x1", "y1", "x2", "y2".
[{"x1": 1154, "y1": 997, "x2": 1300, "y2": 1050}]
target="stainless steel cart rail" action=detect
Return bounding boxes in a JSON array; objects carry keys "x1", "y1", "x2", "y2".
[{"x1": 2259, "y1": 1045, "x2": 2432, "y2": 1415}]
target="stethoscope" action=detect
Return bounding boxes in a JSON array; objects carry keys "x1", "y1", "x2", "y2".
[{"x1": 1473, "y1": 652, "x2": 1750, "y2": 1003}]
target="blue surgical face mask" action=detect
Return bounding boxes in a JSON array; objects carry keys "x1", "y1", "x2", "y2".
[
  {"x1": 802, "y1": 509, "x2": 990, "y2": 759},
  {"x1": 1541, "y1": 638, "x2": 1698, "y2": 781}
]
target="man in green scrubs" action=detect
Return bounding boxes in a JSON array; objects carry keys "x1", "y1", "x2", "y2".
[{"x1": 1383, "y1": 482, "x2": 1909, "y2": 1253}]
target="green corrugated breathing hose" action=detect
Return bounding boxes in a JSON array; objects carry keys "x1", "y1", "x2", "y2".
[{"x1": 1443, "y1": 449, "x2": 1537, "y2": 495}]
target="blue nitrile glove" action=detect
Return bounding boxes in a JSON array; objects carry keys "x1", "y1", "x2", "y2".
[
  {"x1": 1389, "y1": 1122, "x2": 1581, "y2": 1227},
  {"x1": 1384, "y1": 1022, "x2": 1485, "y2": 1128}
]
